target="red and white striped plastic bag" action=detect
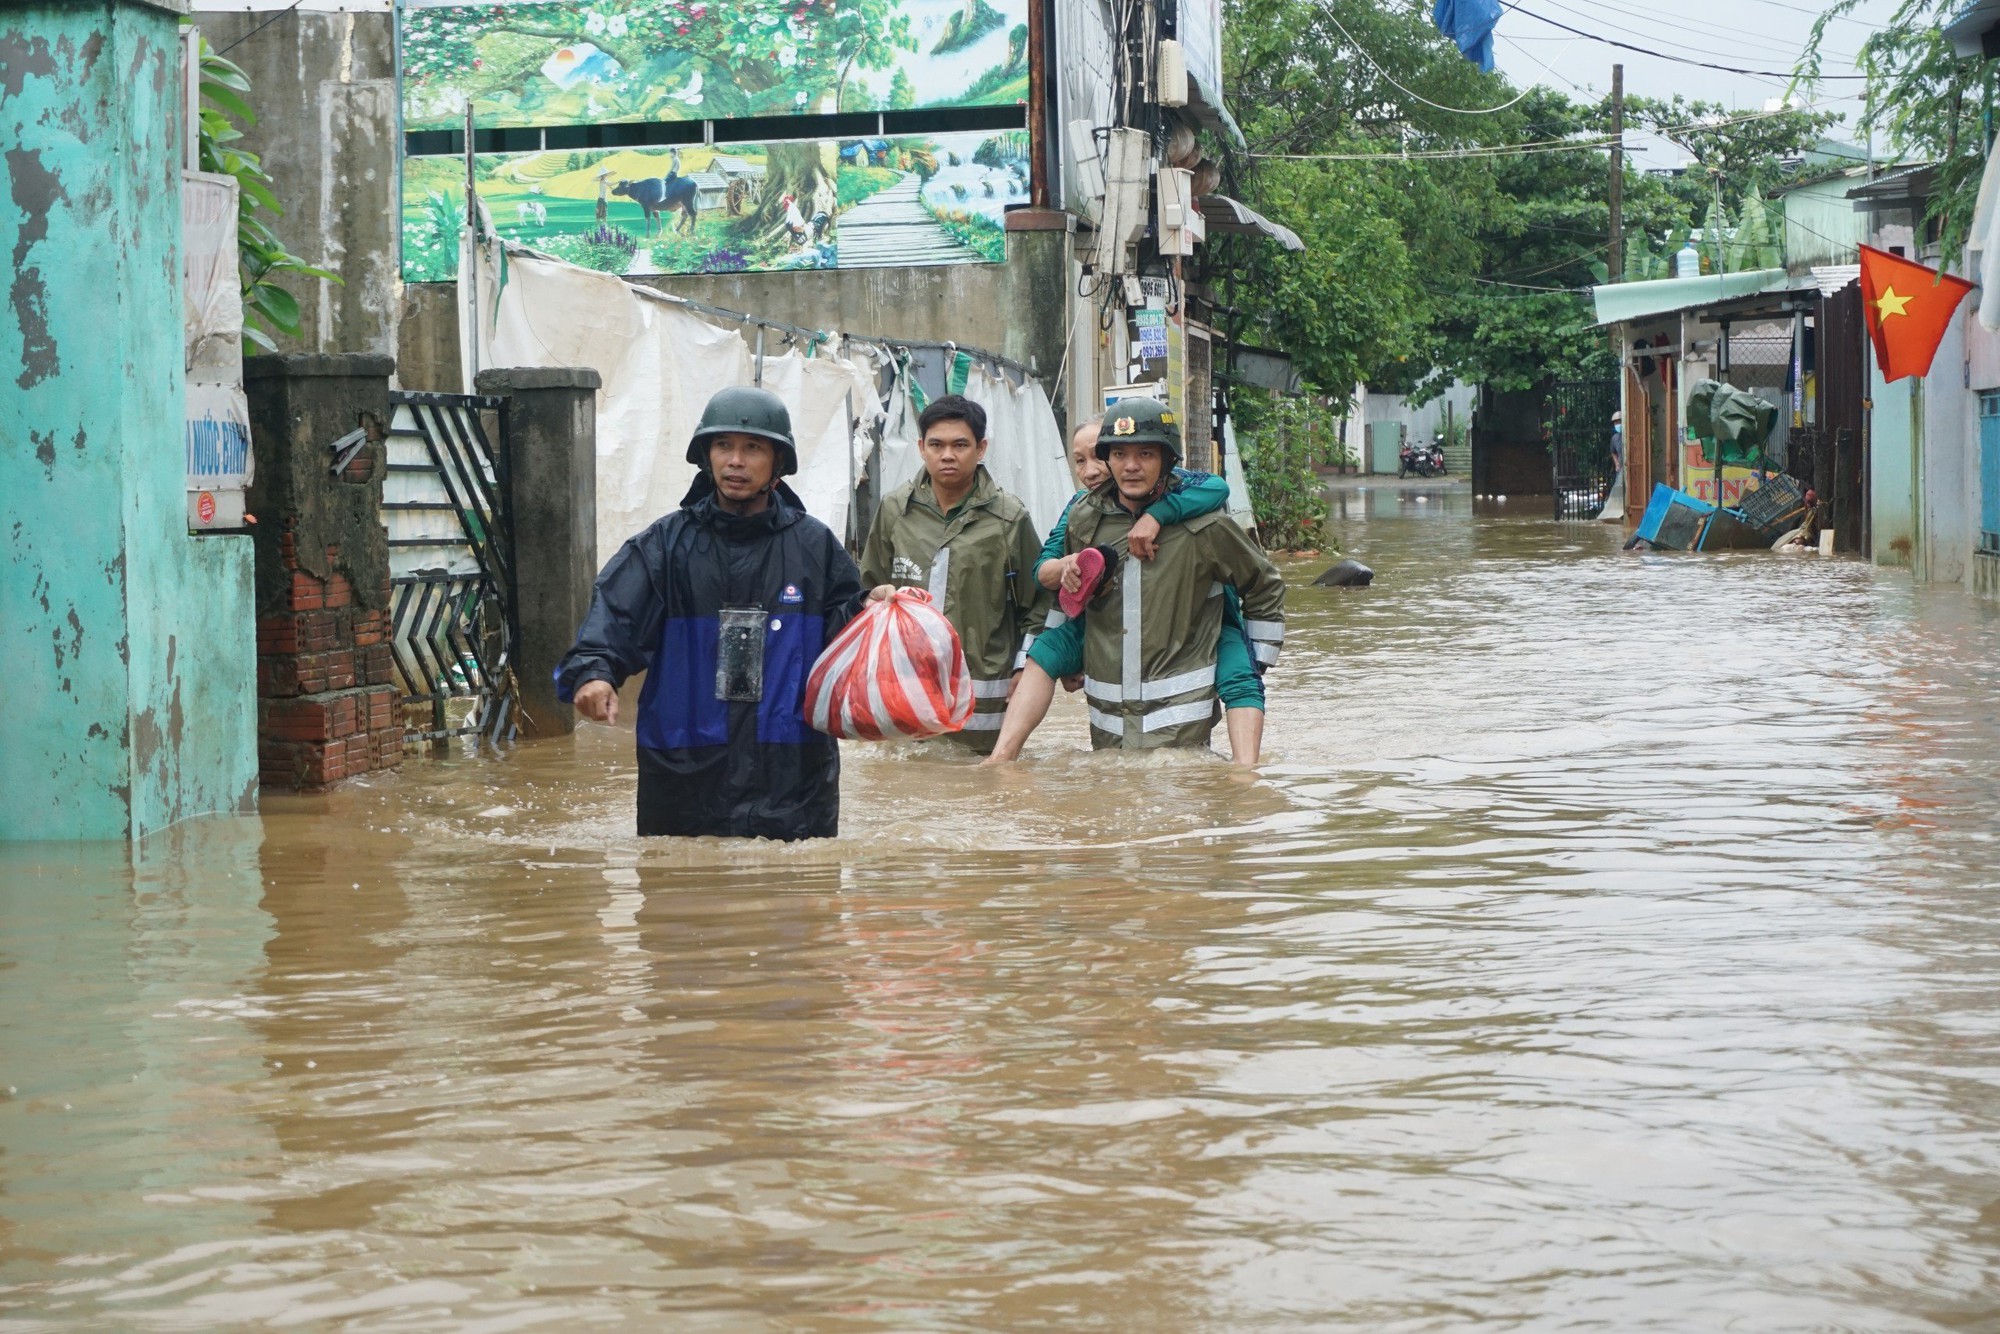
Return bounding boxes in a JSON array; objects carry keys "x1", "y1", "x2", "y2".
[{"x1": 805, "y1": 589, "x2": 974, "y2": 740}]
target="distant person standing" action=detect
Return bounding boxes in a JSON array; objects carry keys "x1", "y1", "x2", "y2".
[
  {"x1": 1609, "y1": 410, "x2": 1624, "y2": 472},
  {"x1": 595, "y1": 167, "x2": 612, "y2": 225},
  {"x1": 555, "y1": 387, "x2": 872, "y2": 840}
]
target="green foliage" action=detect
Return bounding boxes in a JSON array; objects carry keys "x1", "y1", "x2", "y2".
[
  {"x1": 189, "y1": 32, "x2": 339, "y2": 351},
  {"x1": 538, "y1": 225, "x2": 639, "y2": 274},
  {"x1": 1728, "y1": 187, "x2": 1782, "y2": 271},
  {"x1": 836, "y1": 165, "x2": 901, "y2": 208},
  {"x1": 888, "y1": 67, "x2": 916, "y2": 110},
  {"x1": 932, "y1": 0, "x2": 1005, "y2": 55},
  {"x1": 1222, "y1": 0, "x2": 1836, "y2": 406},
  {"x1": 1231, "y1": 392, "x2": 1331, "y2": 552},
  {"x1": 926, "y1": 206, "x2": 1006, "y2": 262},
  {"x1": 1702, "y1": 192, "x2": 1732, "y2": 273},
  {"x1": 1803, "y1": 0, "x2": 1981, "y2": 256},
  {"x1": 401, "y1": 0, "x2": 923, "y2": 127}
]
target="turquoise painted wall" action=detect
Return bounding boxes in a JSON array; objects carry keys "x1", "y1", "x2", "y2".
[
  {"x1": 0, "y1": 0, "x2": 257, "y2": 842},
  {"x1": 1870, "y1": 354, "x2": 1918, "y2": 568}
]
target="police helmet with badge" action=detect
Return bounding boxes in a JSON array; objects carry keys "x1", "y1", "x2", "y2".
[{"x1": 1095, "y1": 396, "x2": 1182, "y2": 469}]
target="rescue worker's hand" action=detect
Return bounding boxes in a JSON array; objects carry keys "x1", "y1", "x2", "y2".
[
  {"x1": 574, "y1": 679, "x2": 619, "y2": 724},
  {"x1": 1056, "y1": 556, "x2": 1084, "y2": 593},
  {"x1": 1128, "y1": 514, "x2": 1162, "y2": 560},
  {"x1": 1059, "y1": 673, "x2": 1084, "y2": 693},
  {"x1": 869, "y1": 584, "x2": 897, "y2": 601}
]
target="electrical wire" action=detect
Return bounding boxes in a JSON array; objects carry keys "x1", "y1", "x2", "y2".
[
  {"x1": 1523, "y1": 0, "x2": 1862, "y2": 69},
  {"x1": 1501, "y1": 2, "x2": 1869, "y2": 79},
  {"x1": 1497, "y1": 32, "x2": 1587, "y2": 95},
  {"x1": 1249, "y1": 92, "x2": 1865, "y2": 161},
  {"x1": 214, "y1": 0, "x2": 306, "y2": 58},
  {"x1": 1317, "y1": 3, "x2": 1536, "y2": 114}
]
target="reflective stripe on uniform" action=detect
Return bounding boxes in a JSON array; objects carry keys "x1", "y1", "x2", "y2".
[
  {"x1": 1043, "y1": 608, "x2": 1068, "y2": 629},
  {"x1": 1142, "y1": 699, "x2": 1218, "y2": 732},
  {"x1": 960, "y1": 711, "x2": 1004, "y2": 730},
  {"x1": 969, "y1": 676, "x2": 1014, "y2": 699},
  {"x1": 1087, "y1": 706, "x2": 1121, "y2": 734},
  {"x1": 1245, "y1": 619, "x2": 1284, "y2": 641},
  {"x1": 1252, "y1": 642, "x2": 1280, "y2": 666},
  {"x1": 927, "y1": 546, "x2": 951, "y2": 605},
  {"x1": 1121, "y1": 555, "x2": 1142, "y2": 744},
  {"x1": 1082, "y1": 663, "x2": 1216, "y2": 704}
]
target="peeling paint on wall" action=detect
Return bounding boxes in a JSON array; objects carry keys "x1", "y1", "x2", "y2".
[{"x1": 1, "y1": 4, "x2": 258, "y2": 842}]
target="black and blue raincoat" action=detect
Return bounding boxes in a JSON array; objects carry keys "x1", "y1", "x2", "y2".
[{"x1": 555, "y1": 479, "x2": 867, "y2": 839}]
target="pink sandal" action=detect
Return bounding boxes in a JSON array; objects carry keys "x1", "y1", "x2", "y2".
[{"x1": 1061, "y1": 545, "x2": 1114, "y2": 618}]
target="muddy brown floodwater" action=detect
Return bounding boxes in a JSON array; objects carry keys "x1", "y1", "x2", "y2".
[{"x1": 7, "y1": 486, "x2": 2000, "y2": 1329}]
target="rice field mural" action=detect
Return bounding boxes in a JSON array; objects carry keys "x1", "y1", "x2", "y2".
[
  {"x1": 400, "y1": 131, "x2": 1028, "y2": 281},
  {"x1": 399, "y1": 0, "x2": 1029, "y2": 132}
]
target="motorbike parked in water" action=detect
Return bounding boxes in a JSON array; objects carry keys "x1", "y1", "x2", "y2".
[{"x1": 1398, "y1": 435, "x2": 1447, "y2": 478}]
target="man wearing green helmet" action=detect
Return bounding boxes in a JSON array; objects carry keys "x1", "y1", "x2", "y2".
[
  {"x1": 554, "y1": 386, "x2": 872, "y2": 839},
  {"x1": 985, "y1": 398, "x2": 1286, "y2": 760}
]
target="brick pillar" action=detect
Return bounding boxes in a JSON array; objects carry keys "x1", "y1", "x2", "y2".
[
  {"x1": 474, "y1": 367, "x2": 600, "y2": 737},
  {"x1": 243, "y1": 354, "x2": 404, "y2": 789}
]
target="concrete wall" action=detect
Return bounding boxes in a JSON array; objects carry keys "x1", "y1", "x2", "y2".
[
  {"x1": 190, "y1": 8, "x2": 399, "y2": 360},
  {"x1": 1870, "y1": 362, "x2": 1917, "y2": 569},
  {"x1": 1919, "y1": 312, "x2": 1974, "y2": 586},
  {"x1": 396, "y1": 227, "x2": 1075, "y2": 400},
  {"x1": 1, "y1": 0, "x2": 258, "y2": 842},
  {"x1": 1362, "y1": 382, "x2": 1476, "y2": 470}
]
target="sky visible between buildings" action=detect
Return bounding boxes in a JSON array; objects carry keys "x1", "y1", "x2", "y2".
[{"x1": 1489, "y1": 0, "x2": 1905, "y2": 172}]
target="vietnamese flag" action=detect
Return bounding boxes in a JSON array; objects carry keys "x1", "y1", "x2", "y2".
[{"x1": 1858, "y1": 243, "x2": 1975, "y2": 382}]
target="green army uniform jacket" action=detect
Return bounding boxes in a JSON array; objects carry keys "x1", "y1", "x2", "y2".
[
  {"x1": 1063, "y1": 482, "x2": 1287, "y2": 749},
  {"x1": 860, "y1": 466, "x2": 1054, "y2": 745}
]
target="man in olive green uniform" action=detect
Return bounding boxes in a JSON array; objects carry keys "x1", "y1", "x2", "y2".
[
  {"x1": 992, "y1": 398, "x2": 1284, "y2": 754},
  {"x1": 859, "y1": 393, "x2": 1053, "y2": 750}
]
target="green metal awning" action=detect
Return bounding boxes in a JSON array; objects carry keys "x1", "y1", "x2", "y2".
[{"x1": 1590, "y1": 268, "x2": 1792, "y2": 326}]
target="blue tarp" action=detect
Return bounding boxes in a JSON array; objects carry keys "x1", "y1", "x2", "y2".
[{"x1": 1432, "y1": 0, "x2": 1500, "y2": 71}]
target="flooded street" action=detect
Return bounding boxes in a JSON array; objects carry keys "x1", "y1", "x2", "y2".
[{"x1": 8, "y1": 486, "x2": 2000, "y2": 1329}]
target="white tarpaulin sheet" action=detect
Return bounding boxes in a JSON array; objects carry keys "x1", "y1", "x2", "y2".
[
  {"x1": 871, "y1": 361, "x2": 1075, "y2": 537},
  {"x1": 182, "y1": 169, "x2": 251, "y2": 520},
  {"x1": 470, "y1": 242, "x2": 878, "y2": 559}
]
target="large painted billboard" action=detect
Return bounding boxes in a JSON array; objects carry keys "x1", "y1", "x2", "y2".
[
  {"x1": 400, "y1": 0, "x2": 1029, "y2": 131},
  {"x1": 402, "y1": 131, "x2": 1027, "y2": 281}
]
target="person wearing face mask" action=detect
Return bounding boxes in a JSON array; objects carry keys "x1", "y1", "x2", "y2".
[
  {"x1": 555, "y1": 386, "x2": 873, "y2": 839},
  {"x1": 857, "y1": 394, "x2": 1052, "y2": 751}
]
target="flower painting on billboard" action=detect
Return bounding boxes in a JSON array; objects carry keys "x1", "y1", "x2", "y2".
[
  {"x1": 401, "y1": 132, "x2": 1029, "y2": 282},
  {"x1": 399, "y1": 0, "x2": 1029, "y2": 131}
]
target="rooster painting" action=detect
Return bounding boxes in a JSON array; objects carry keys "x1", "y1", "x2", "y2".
[{"x1": 777, "y1": 193, "x2": 832, "y2": 250}]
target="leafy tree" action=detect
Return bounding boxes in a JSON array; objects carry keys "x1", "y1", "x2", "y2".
[
  {"x1": 1728, "y1": 187, "x2": 1782, "y2": 271},
  {"x1": 1628, "y1": 95, "x2": 1840, "y2": 216},
  {"x1": 889, "y1": 67, "x2": 916, "y2": 110},
  {"x1": 1802, "y1": 0, "x2": 1982, "y2": 255},
  {"x1": 403, "y1": 0, "x2": 916, "y2": 232}
]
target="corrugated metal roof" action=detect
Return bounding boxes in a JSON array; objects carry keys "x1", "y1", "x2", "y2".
[{"x1": 1591, "y1": 268, "x2": 1792, "y2": 326}]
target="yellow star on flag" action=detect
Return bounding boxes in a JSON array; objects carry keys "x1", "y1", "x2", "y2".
[{"x1": 1874, "y1": 286, "x2": 1913, "y2": 319}]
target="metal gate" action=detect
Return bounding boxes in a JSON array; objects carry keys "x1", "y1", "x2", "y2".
[
  {"x1": 1546, "y1": 378, "x2": 1620, "y2": 519},
  {"x1": 382, "y1": 391, "x2": 519, "y2": 745}
]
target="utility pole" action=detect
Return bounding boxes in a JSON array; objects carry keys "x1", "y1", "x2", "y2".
[{"x1": 1608, "y1": 63, "x2": 1624, "y2": 281}]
